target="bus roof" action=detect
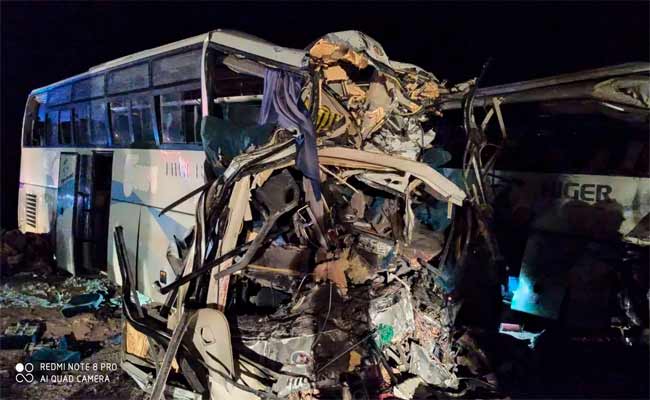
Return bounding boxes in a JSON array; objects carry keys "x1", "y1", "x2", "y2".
[{"x1": 30, "y1": 29, "x2": 307, "y2": 96}]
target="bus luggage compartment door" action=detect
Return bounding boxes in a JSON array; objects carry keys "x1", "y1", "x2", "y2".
[{"x1": 56, "y1": 152, "x2": 79, "y2": 274}]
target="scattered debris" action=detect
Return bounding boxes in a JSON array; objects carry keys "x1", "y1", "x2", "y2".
[
  {"x1": 498, "y1": 323, "x2": 545, "y2": 349},
  {"x1": 61, "y1": 293, "x2": 105, "y2": 317},
  {"x1": 0, "y1": 320, "x2": 45, "y2": 350},
  {"x1": 29, "y1": 337, "x2": 81, "y2": 365}
]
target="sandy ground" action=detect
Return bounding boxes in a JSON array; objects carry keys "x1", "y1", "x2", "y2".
[
  {"x1": 0, "y1": 272, "x2": 147, "y2": 400},
  {"x1": 2, "y1": 344, "x2": 146, "y2": 400}
]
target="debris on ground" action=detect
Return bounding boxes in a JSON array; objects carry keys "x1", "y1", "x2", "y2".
[
  {"x1": 0, "y1": 321, "x2": 45, "y2": 350},
  {"x1": 0, "y1": 232, "x2": 143, "y2": 400},
  {"x1": 61, "y1": 293, "x2": 105, "y2": 318}
]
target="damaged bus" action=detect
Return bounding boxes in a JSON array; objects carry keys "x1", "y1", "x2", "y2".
[
  {"x1": 18, "y1": 29, "x2": 649, "y2": 399},
  {"x1": 19, "y1": 30, "x2": 304, "y2": 301},
  {"x1": 436, "y1": 65, "x2": 650, "y2": 324}
]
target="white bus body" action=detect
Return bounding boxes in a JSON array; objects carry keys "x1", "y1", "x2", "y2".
[{"x1": 19, "y1": 30, "x2": 306, "y2": 302}]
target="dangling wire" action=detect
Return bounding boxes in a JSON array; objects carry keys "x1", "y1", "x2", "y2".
[{"x1": 311, "y1": 281, "x2": 333, "y2": 350}]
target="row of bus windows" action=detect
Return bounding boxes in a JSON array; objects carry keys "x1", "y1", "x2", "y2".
[
  {"x1": 28, "y1": 89, "x2": 202, "y2": 147},
  {"x1": 43, "y1": 49, "x2": 202, "y2": 106}
]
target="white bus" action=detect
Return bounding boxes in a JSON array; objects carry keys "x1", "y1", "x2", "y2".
[{"x1": 19, "y1": 30, "x2": 306, "y2": 302}]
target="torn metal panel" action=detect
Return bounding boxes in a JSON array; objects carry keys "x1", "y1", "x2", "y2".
[
  {"x1": 223, "y1": 144, "x2": 466, "y2": 208},
  {"x1": 440, "y1": 62, "x2": 650, "y2": 111},
  {"x1": 404, "y1": 179, "x2": 422, "y2": 243},
  {"x1": 307, "y1": 85, "x2": 357, "y2": 138},
  {"x1": 408, "y1": 343, "x2": 459, "y2": 389},
  {"x1": 207, "y1": 176, "x2": 252, "y2": 308},
  {"x1": 272, "y1": 375, "x2": 312, "y2": 397},
  {"x1": 318, "y1": 147, "x2": 466, "y2": 206},
  {"x1": 121, "y1": 361, "x2": 202, "y2": 400},
  {"x1": 210, "y1": 29, "x2": 308, "y2": 69},
  {"x1": 357, "y1": 172, "x2": 410, "y2": 195},
  {"x1": 242, "y1": 332, "x2": 323, "y2": 376},
  {"x1": 498, "y1": 323, "x2": 545, "y2": 349},
  {"x1": 363, "y1": 120, "x2": 436, "y2": 161},
  {"x1": 593, "y1": 76, "x2": 650, "y2": 108},
  {"x1": 223, "y1": 55, "x2": 266, "y2": 78},
  {"x1": 398, "y1": 223, "x2": 444, "y2": 265},
  {"x1": 192, "y1": 308, "x2": 264, "y2": 400},
  {"x1": 442, "y1": 62, "x2": 650, "y2": 105},
  {"x1": 393, "y1": 376, "x2": 426, "y2": 400},
  {"x1": 323, "y1": 65, "x2": 349, "y2": 82},
  {"x1": 309, "y1": 31, "x2": 438, "y2": 79},
  {"x1": 624, "y1": 213, "x2": 650, "y2": 246},
  {"x1": 369, "y1": 288, "x2": 415, "y2": 344},
  {"x1": 250, "y1": 244, "x2": 312, "y2": 271}
]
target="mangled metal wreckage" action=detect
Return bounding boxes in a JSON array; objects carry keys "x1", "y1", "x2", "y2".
[{"x1": 114, "y1": 30, "x2": 650, "y2": 400}]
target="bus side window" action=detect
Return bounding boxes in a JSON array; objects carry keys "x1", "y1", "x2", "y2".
[
  {"x1": 90, "y1": 101, "x2": 109, "y2": 146},
  {"x1": 45, "y1": 110, "x2": 59, "y2": 146},
  {"x1": 159, "y1": 89, "x2": 201, "y2": 144},
  {"x1": 74, "y1": 103, "x2": 91, "y2": 145},
  {"x1": 59, "y1": 109, "x2": 73, "y2": 145},
  {"x1": 26, "y1": 100, "x2": 46, "y2": 146},
  {"x1": 110, "y1": 100, "x2": 133, "y2": 146},
  {"x1": 131, "y1": 96, "x2": 157, "y2": 146}
]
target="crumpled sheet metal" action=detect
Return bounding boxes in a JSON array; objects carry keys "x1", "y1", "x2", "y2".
[
  {"x1": 317, "y1": 147, "x2": 466, "y2": 206},
  {"x1": 498, "y1": 323, "x2": 545, "y2": 349},
  {"x1": 369, "y1": 288, "x2": 415, "y2": 344},
  {"x1": 393, "y1": 376, "x2": 426, "y2": 400},
  {"x1": 242, "y1": 330, "x2": 343, "y2": 376},
  {"x1": 244, "y1": 334, "x2": 314, "y2": 376},
  {"x1": 408, "y1": 343, "x2": 459, "y2": 389},
  {"x1": 207, "y1": 176, "x2": 252, "y2": 307},
  {"x1": 309, "y1": 31, "x2": 439, "y2": 81},
  {"x1": 309, "y1": 31, "x2": 390, "y2": 70},
  {"x1": 209, "y1": 29, "x2": 308, "y2": 69},
  {"x1": 305, "y1": 30, "x2": 444, "y2": 169},
  {"x1": 593, "y1": 76, "x2": 650, "y2": 109},
  {"x1": 223, "y1": 143, "x2": 466, "y2": 207},
  {"x1": 272, "y1": 375, "x2": 312, "y2": 397},
  {"x1": 158, "y1": 29, "x2": 476, "y2": 400},
  {"x1": 363, "y1": 122, "x2": 436, "y2": 160}
]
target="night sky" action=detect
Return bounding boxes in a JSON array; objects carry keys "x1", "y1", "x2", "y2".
[{"x1": 2, "y1": 2, "x2": 648, "y2": 228}]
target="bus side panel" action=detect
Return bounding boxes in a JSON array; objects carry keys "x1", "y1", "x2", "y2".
[
  {"x1": 17, "y1": 183, "x2": 57, "y2": 234},
  {"x1": 19, "y1": 148, "x2": 60, "y2": 189},
  {"x1": 484, "y1": 170, "x2": 650, "y2": 242},
  {"x1": 138, "y1": 207, "x2": 194, "y2": 303},
  {"x1": 108, "y1": 148, "x2": 204, "y2": 299},
  {"x1": 107, "y1": 201, "x2": 194, "y2": 302},
  {"x1": 111, "y1": 149, "x2": 205, "y2": 215},
  {"x1": 107, "y1": 201, "x2": 142, "y2": 287},
  {"x1": 18, "y1": 148, "x2": 60, "y2": 234}
]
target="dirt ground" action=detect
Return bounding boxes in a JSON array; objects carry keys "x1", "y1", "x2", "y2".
[{"x1": 0, "y1": 272, "x2": 146, "y2": 400}]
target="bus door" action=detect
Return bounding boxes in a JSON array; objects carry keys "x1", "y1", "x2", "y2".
[
  {"x1": 56, "y1": 152, "x2": 114, "y2": 275},
  {"x1": 56, "y1": 152, "x2": 79, "y2": 274},
  {"x1": 75, "y1": 152, "x2": 113, "y2": 273}
]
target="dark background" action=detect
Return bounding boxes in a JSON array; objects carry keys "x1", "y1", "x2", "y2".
[{"x1": 2, "y1": 1, "x2": 649, "y2": 228}]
